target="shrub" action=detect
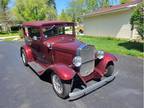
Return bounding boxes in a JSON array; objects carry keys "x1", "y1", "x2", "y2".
[
  {"x1": 130, "y1": 3, "x2": 144, "y2": 39},
  {"x1": 120, "y1": 0, "x2": 129, "y2": 4},
  {"x1": 18, "y1": 29, "x2": 24, "y2": 39}
]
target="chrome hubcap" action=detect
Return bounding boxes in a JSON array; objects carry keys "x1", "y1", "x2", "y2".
[{"x1": 52, "y1": 74, "x2": 63, "y2": 94}]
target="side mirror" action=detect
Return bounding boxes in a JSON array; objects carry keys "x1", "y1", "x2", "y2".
[{"x1": 33, "y1": 36, "x2": 38, "y2": 40}]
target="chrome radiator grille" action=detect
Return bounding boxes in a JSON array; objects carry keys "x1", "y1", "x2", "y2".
[{"x1": 78, "y1": 45, "x2": 95, "y2": 76}]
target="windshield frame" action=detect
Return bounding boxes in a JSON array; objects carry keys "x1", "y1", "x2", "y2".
[{"x1": 41, "y1": 23, "x2": 75, "y2": 39}]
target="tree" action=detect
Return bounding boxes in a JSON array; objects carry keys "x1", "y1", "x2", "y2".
[
  {"x1": 1, "y1": 0, "x2": 9, "y2": 11},
  {"x1": 0, "y1": 0, "x2": 9, "y2": 21},
  {"x1": 0, "y1": 0, "x2": 11, "y2": 32},
  {"x1": 102, "y1": 0, "x2": 110, "y2": 7},
  {"x1": 12, "y1": 0, "x2": 57, "y2": 22},
  {"x1": 47, "y1": 0, "x2": 56, "y2": 10},
  {"x1": 130, "y1": 3, "x2": 144, "y2": 39},
  {"x1": 85, "y1": 0, "x2": 110, "y2": 11},
  {"x1": 86, "y1": 0, "x2": 98, "y2": 11},
  {"x1": 47, "y1": 0, "x2": 57, "y2": 19},
  {"x1": 58, "y1": 10, "x2": 72, "y2": 22},
  {"x1": 65, "y1": 0, "x2": 111, "y2": 23},
  {"x1": 65, "y1": 0, "x2": 87, "y2": 22},
  {"x1": 97, "y1": 0, "x2": 110, "y2": 8}
]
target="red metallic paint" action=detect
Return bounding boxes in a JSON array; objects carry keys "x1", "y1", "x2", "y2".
[
  {"x1": 54, "y1": 51, "x2": 74, "y2": 65},
  {"x1": 82, "y1": 68, "x2": 103, "y2": 82},
  {"x1": 94, "y1": 53, "x2": 118, "y2": 76},
  {"x1": 43, "y1": 35, "x2": 82, "y2": 54},
  {"x1": 21, "y1": 45, "x2": 34, "y2": 62},
  {"x1": 47, "y1": 64, "x2": 76, "y2": 80}
]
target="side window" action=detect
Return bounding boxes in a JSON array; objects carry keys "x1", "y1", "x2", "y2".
[
  {"x1": 65, "y1": 26, "x2": 73, "y2": 35},
  {"x1": 43, "y1": 26, "x2": 57, "y2": 37},
  {"x1": 28, "y1": 28, "x2": 40, "y2": 38},
  {"x1": 42, "y1": 26, "x2": 65, "y2": 38}
]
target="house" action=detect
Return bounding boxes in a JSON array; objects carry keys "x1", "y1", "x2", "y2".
[{"x1": 83, "y1": 0, "x2": 142, "y2": 39}]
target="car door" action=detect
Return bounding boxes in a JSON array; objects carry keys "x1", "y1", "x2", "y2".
[
  {"x1": 27, "y1": 27, "x2": 44, "y2": 62},
  {"x1": 39, "y1": 26, "x2": 55, "y2": 64},
  {"x1": 39, "y1": 43, "x2": 53, "y2": 64}
]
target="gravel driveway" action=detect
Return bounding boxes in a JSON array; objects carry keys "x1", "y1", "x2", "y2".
[{"x1": 0, "y1": 41, "x2": 143, "y2": 108}]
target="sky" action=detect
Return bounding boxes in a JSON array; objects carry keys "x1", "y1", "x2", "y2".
[
  {"x1": 8, "y1": 0, "x2": 15, "y2": 8},
  {"x1": 55, "y1": 0, "x2": 70, "y2": 14},
  {"x1": 8, "y1": 0, "x2": 120, "y2": 14}
]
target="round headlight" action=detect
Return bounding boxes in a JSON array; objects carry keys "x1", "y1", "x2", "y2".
[
  {"x1": 97, "y1": 50, "x2": 104, "y2": 59},
  {"x1": 73, "y1": 56, "x2": 82, "y2": 67}
]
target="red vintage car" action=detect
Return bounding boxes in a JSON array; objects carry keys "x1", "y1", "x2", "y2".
[{"x1": 20, "y1": 21, "x2": 118, "y2": 100}]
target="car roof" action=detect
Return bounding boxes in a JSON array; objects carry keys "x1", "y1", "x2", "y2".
[{"x1": 22, "y1": 20, "x2": 74, "y2": 27}]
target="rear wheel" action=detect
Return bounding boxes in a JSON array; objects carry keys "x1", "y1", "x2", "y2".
[
  {"x1": 51, "y1": 73, "x2": 71, "y2": 99},
  {"x1": 104, "y1": 64, "x2": 114, "y2": 77},
  {"x1": 21, "y1": 49, "x2": 28, "y2": 66}
]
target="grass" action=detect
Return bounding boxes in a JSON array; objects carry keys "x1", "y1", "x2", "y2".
[
  {"x1": 77, "y1": 36, "x2": 144, "y2": 58},
  {"x1": 3, "y1": 38, "x2": 15, "y2": 41},
  {"x1": 0, "y1": 32, "x2": 20, "y2": 41},
  {"x1": 0, "y1": 32, "x2": 18, "y2": 37}
]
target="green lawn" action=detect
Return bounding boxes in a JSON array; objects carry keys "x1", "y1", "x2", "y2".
[
  {"x1": 0, "y1": 32, "x2": 18, "y2": 37},
  {"x1": 77, "y1": 36, "x2": 144, "y2": 58},
  {"x1": 0, "y1": 32, "x2": 20, "y2": 41},
  {"x1": 3, "y1": 38, "x2": 15, "y2": 41}
]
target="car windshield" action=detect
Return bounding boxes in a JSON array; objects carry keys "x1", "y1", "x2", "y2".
[{"x1": 42, "y1": 24, "x2": 74, "y2": 38}]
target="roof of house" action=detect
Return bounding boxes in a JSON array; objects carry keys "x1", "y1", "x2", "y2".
[
  {"x1": 23, "y1": 21, "x2": 74, "y2": 27},
  {"x1": 84, "y1": 0, "x2": 142, "y2": 17}
]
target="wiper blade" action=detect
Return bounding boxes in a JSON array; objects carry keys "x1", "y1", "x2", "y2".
[{"x1": 48, "y1": 25, "x2": 55, "y2": 31}]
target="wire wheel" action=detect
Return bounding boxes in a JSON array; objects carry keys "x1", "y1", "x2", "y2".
[
  {"x1": 21, "y1": 50, "x2": 28, "y2": 66},
  {"x1": 51, "y1": 73, "x2": 71, "y2": 99},
  {"x1": 52, "y1": 74, "x2": 63, "y2": 94}
]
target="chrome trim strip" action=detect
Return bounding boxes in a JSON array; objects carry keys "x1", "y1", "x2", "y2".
[
  {"x1": 76, "y1": 44, "x2": 87, "y2": 56},
  {"x1": 81, "y1": 59, "x2": 95, "y2": 64},
  {"x1": 78, "y1": 44, "x2": 87, "y2": 50}
]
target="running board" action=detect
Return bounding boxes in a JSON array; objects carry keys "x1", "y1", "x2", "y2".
[
  {"x1": 69, "y1": 72, "x2": 118, "y2": 100},
  {"x1": 28, "y1": 61, "x2": 45, "y2": 75}
]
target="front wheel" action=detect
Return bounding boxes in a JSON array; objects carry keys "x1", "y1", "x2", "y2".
[
  {"x1": 104, "y1": 64, "x2": 114, "y2": 77},
  {"x1": 51, "y1": 73, "x2": 71, "y2": 99}
]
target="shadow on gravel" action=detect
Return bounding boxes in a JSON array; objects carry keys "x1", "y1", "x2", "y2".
[
  {"x1": 28, "y1": 66, "x2": 52, "y2": 83},
  {"x1": 118, "y1": 41, "x2": 143, "y2": 52}
]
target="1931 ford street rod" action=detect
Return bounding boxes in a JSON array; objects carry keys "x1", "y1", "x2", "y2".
[{"x1": 20, "y1": 21, "x2": 118, "y2": 100}]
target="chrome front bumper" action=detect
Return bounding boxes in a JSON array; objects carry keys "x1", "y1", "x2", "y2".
[{"x1": 69, "y1": 72, "x2": 118, "y2": 100}]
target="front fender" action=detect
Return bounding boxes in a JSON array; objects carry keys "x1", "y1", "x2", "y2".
[
  {"x1": 95, "y1": 53, "x2": 118, "y2": 76},
  {"x1": 47, "y1": 64, "x2": 76, "y2": 81},
  {"x1": 20, "y1": 45, "x2": 33, "y2": 62}
]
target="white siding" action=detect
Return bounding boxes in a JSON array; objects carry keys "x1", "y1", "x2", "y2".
[{"x1": 83, "y1": 9, "x2": 138, "y2": 39}]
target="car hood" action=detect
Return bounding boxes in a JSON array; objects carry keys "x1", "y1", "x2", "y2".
[{"x1": 43, "y1": 35, "x2": 85, "y2": 54}]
